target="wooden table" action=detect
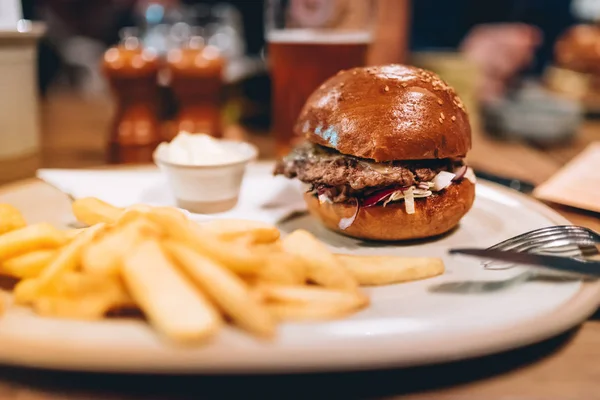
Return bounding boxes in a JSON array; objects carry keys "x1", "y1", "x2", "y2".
[{"x1": 0, "y1": 90, "x2": 598, "y2": 399}]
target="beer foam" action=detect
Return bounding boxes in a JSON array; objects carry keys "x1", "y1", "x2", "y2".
[{"x1": 267, "y1": 29, "x2": 372, "y2": 44}]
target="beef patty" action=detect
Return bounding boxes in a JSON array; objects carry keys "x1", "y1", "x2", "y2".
[{"x1": 274, "y1": 143, "x2": 462, "y2": 195}]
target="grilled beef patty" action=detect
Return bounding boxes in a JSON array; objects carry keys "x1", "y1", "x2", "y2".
[{"x1": 274, "y1": 143, "x2": 463, "y2": 202}]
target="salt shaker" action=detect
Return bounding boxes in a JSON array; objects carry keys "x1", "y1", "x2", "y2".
[
  {"x1": 167, "y1": 36, "x2": 225, "y2": 138},
  {"x1": 102, "y1": 29, "x2": 161, "y2": 164}
]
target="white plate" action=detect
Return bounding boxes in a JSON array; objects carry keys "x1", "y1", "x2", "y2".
[{"x1": 2, "y1": 163, "x2": 598, "y2": 374}]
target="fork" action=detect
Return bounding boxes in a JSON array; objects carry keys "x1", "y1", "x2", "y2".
[
  {"x1": 430, "y1": 225, "x2": 600, "y2": 294},
  {"x1": 484, "y1": 225, "x2": 600, "y2": 270}
]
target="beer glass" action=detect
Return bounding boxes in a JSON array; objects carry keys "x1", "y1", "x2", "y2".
[{"x1": 266, "y1": 0, "x2": 376, "y2": 156}]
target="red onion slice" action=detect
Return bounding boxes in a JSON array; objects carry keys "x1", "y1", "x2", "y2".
[
  {"x1": 339, "y1": 199, "x2": 360, "y2": 230},
  {"x1": 362, "y1": 187, "x2": 404, "y2": 208},
  {"x1": 317, "y1": 186, "x2": 331, "y2": 196},
  {"x1": 452, "y1": 165, "x2": 468, "y2": 181}
]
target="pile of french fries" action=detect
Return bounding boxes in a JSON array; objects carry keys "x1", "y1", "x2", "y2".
[{"x1": 0, "y1": 199, "x2": 444, "y2": 344}]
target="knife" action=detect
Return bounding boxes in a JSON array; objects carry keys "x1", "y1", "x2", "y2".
[
  {"x1": 472, "y1": 169, "x2": 536, "y2": 194},
  {"x1": 449, "y1": 248, "x2": 600, "y2": 278}
]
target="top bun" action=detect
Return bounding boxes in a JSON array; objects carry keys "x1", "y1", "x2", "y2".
[{"x1": 295, "y1": 64, "x2": 471, "y2": 162}]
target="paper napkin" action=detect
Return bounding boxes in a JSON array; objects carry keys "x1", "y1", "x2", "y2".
[
  {"x1": 36, "y1": 164, "x2": 308, "y2": 224},
  {"x1": 533, "y1": 142, "x2": 600, "y2": 213}
]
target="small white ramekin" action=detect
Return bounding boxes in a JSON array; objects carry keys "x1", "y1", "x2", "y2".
[{"x1": 153, "y1": 140, "x2": 258, "y2": 214}]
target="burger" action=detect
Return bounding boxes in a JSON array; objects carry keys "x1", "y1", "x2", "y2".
[
  {"x1": 547, "y1": 24, "x2": 600, "y2": 107},
  {"x1": 554, "y1": 24, "x2": 600, "y2": 75},
  {"x1": 274, "y1": 64, "x2": 476, "y2": 241}
]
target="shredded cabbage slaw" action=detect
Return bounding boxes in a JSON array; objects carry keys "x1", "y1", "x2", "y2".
[{"x1": 313, "y1": 167, "x2": 476, "y2": 230}]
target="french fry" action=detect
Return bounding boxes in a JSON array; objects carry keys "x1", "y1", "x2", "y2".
[
  {"x1": 2, "y1": 249, "x2": 56, "y2": 279},
  {"x1": 81, "y1": 218, "x2": 160, "y2": 277},
  {"x1": 276, "y1": 252, "x2": 306, "y2": 283},
  {"x1": 0, "y1": 199, "x2": 435, "y2": 346},
  {"x1": 114, "y1": 207, "x2": 150, "y2": 227},
  {"x1": 13, "y1": 279, "x2": 39, "y2": 305},
  {"x1": 0, "y1": 204, "x2": 26, "y2": 235},
  {"x1": 122, "y1": 239, "x2": 222, "y2": 343},
  {"x1": 38, "y1": 223, "x2": 105, "y2": 284},
  {"x1": 123, "y1": 204, "x2": 154, "y2": 214},
  {"x1": 257, "y1": 252, "x2": 306, "y2": 285},
  {"x1": 257, "y1": 284, "x2": 368, "y2": 309},
  {"x1": 151, "y1": 206, "x2": 189, "y2": 221},
  {"x1": 282, "y1": 230, "x2": 358, "y2": 291},
  {"x1": 148, "y1": 211, "x2": 264, "y2": 274},
  {"x1": 267, "y1": 302, "x2": 362, "y2": 321},
  {"x1": 13, "y1": 223, "x2": 106, "y2": 303},
  {"x1": 164, "y1": 241, "x2": 276, "y2": 338},
  {"x1": 47, "y1": 271, "x2": 128, "y2": 297},
  {"x1": 336, "y1": 254, "x2": 445, "y2": 285},
  {"x1": 248, "y1": 286, "x2": 267, "y2": 303},
  {"x1": 33, "y1": 296, "x2": 113, "y2": 320},
  {"x1": 31, "y1": 272, "x2": 132, "y2": 320},
  {"x1": 116, "y1": 205, "x2": 186, "y2": 226},
  {"x1": 72, "y1": 197, "x2": 123, "y2": 226},
  {"x1": 0, "y1": 223, "x2": 66, "y2": 261},
  {"x1": 202, "y1": 219, "x2": 280, "y2": 244},
  {"x1": 63, "y1": 228, "x2": 87, "y2": 241}
]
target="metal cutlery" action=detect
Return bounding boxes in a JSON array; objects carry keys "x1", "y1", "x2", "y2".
[
  {"x1": 450, "y1": 248, "x2": 600, "y2": 277},
  {"x1": 486, "y1": 225, "x2": 600, "y2": 252},
  {"x1": 430, "y1": 225, "x2": 600, "y2": 294},
  {"x1": 484, "y1": 225, "x2": 599, "y2": 270},
  {"x1": 472, "y1": 169, "x2": 536, "y2": 194}
]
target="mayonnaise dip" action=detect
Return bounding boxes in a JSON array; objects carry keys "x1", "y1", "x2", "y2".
[{"x1": 156, "y1": 132, "x2": 247, "y2": 166}]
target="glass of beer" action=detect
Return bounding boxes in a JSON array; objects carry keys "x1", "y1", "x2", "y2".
[{"x1": 266, "y1": 0, "x2": 376, "y2": 156}]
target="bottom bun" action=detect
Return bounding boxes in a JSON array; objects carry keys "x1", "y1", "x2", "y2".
[{"x1": 304, "y1": 179, "x2": 475, "y2": 241}]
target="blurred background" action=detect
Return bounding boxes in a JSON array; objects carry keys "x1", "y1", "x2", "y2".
[{"x1": 2, "y1": 0, "x2": 600, "y2": 183}]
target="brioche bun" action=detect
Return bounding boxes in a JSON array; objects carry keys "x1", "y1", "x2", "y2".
[
  {"x1": 555, "y1": 25, "x2": 600, "y2": 74},
  {"x1": 304, "y1": 179, "x2": 475, "y2": 241},
  {"x1": 295, "y1": 64, "x2": 471, "y2": 162}
]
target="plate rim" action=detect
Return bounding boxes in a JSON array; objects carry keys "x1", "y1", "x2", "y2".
[{"x1": 0, "y1": 165, "x2": 599, "y2": 373}]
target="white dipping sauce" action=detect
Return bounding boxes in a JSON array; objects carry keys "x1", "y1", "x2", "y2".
[{"x1": 156, "y1": 132, "x2": 246, "y2": 166}]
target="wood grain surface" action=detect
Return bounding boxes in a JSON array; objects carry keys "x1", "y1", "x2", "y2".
[{"x1": 0, "y1": 89, "x2": 598, "y2": 399}]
